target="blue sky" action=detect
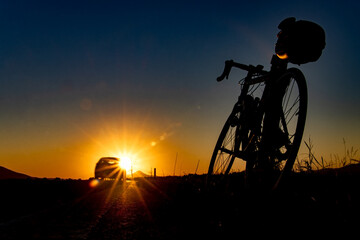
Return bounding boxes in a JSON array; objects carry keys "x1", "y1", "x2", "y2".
[{"x1": 0, "y1": 0, "x2": 359, "y2": 178}]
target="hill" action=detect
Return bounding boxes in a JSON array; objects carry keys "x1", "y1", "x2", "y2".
[
  {"x1": 0, "y1": 166, "x2": 31, "y2": 179},
  {"x1": 337, "y1": 163, "x2": 360, "y2": 173},
  {"x1": 132, "y1": 170, "x2": 149, "y2": 178},
  {"x1": 315, "y1": 163, "x2": 360, "y2": 175}
]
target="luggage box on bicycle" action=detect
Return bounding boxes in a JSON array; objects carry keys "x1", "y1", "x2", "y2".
[{"x1": 275, "y1": 18, "x2": 326, "y2": 65}]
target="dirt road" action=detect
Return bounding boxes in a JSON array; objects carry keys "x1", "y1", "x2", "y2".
[
  {"x1": 1, "y1": 175, "x2": 359, "y2": 239},
  {"x1": 0, "y1": 180, "x2": 166, "y2": 239},
  {"x1": 0, "y1": 178, "x2": 211, "y2": 240}
]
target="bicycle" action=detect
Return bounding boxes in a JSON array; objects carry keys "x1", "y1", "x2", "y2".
[
  {"x1": 207, "y1": 54, "x2": 308, "y2": 189},
  {"x1": 207, "y1": 18, "x2": 325, "y2": 189}
]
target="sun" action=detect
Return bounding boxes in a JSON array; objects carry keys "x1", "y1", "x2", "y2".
[{"x1": 119, "y1": 155, "x2": 132, "y2": 172}]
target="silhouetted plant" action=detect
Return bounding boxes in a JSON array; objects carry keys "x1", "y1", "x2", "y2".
[
  {"x1": 294, "y1": 137, "x2": 359, "y2": 172},
  {"x1": 329, "y1": 138, "x2": 359, "y2": 168}
]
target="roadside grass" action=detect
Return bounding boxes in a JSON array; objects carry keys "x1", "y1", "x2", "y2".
[{"x1": 294, "y1": 138, "x2": 360, "y2": 173}]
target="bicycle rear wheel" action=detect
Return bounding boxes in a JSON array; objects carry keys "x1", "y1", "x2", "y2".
[
  {"x1": 207, "y1": 109, "x2": 242, "y2": 177},
  {"x1": 208, "y1": 82, "x2": 265, "y2": 185}
]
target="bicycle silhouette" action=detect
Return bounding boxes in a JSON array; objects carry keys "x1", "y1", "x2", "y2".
[{"x1": 207, "y1": 18, "x2": 325, "y2": 189}]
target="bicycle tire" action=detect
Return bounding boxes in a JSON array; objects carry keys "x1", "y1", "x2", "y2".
[
  {"x1": 277, "y1": 68, "x2": 308, "y2": 178},
  {"x1": 247, "y1": 68, "x2": 307, "y2": 188},
  {"x1": 209, "y1": 110, "x2": 244, "y2": 175}
]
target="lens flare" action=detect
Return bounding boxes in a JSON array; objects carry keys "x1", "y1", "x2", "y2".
[
  {"x1": 89, "y1": 178, "x2": 100, "y2": 188},
  {"x1": 119, "y1": 155, "x2": 132, "y2": 172}
]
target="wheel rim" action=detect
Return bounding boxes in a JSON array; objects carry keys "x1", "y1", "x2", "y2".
[
  {"x1": 211, "y1": 112, "x2": 241, "y2": 174},
  {"x1": 251, "y1": 69, "x2": 307, "y2": 175}
]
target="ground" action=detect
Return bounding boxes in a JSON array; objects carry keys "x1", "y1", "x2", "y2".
[{"x1": 0, "y1": 172, "x2": 359, "y2": 239}]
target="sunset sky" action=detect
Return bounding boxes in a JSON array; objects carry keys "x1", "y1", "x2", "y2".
[{"x1": 1, "y1": 0, "x2": 359, "y2": 178}]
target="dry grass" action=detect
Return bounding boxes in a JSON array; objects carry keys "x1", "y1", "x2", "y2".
[{"x1": 295, "y1": 138, "x2": 360, "y2": 173}]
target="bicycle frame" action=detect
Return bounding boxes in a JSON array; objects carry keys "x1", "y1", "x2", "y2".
[
  {"x1": 221, "y1": 55, "x2": 290, "y2": 168},
  {"x1": 208, "y1": 54, "x2": 308, "y2": 188}
]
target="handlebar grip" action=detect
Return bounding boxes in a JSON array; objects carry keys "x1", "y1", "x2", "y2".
[
  {"x1": 217, "y1": 60, "x2": 233, "y2": 82},
  {"x1": 216, "y1": 75, "x2": 226, "y2": 82}
]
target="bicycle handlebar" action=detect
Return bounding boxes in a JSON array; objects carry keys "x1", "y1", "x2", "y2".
[{"x1": 217, "y1": 60, "x2": 267, "y2": 82}]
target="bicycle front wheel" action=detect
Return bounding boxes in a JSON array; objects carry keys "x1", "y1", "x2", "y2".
[
  {"x1": 249, "y1": 68, "x2": 308, "y2": 187},
  {"x1": 278, "y1": 68, "x2": 308, "y2": 173}
]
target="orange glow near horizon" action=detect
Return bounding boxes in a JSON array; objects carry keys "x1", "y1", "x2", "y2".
[
  {"x1": 78, "y1": 116, "x2": 167, "y2": 178},
  {"x1": 0, "y1": 111, "x2": 206, "y2": 179}
]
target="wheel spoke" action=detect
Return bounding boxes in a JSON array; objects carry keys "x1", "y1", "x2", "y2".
[{"x1": 219, "y1": 147, "x2": 235, "y2": 155}]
